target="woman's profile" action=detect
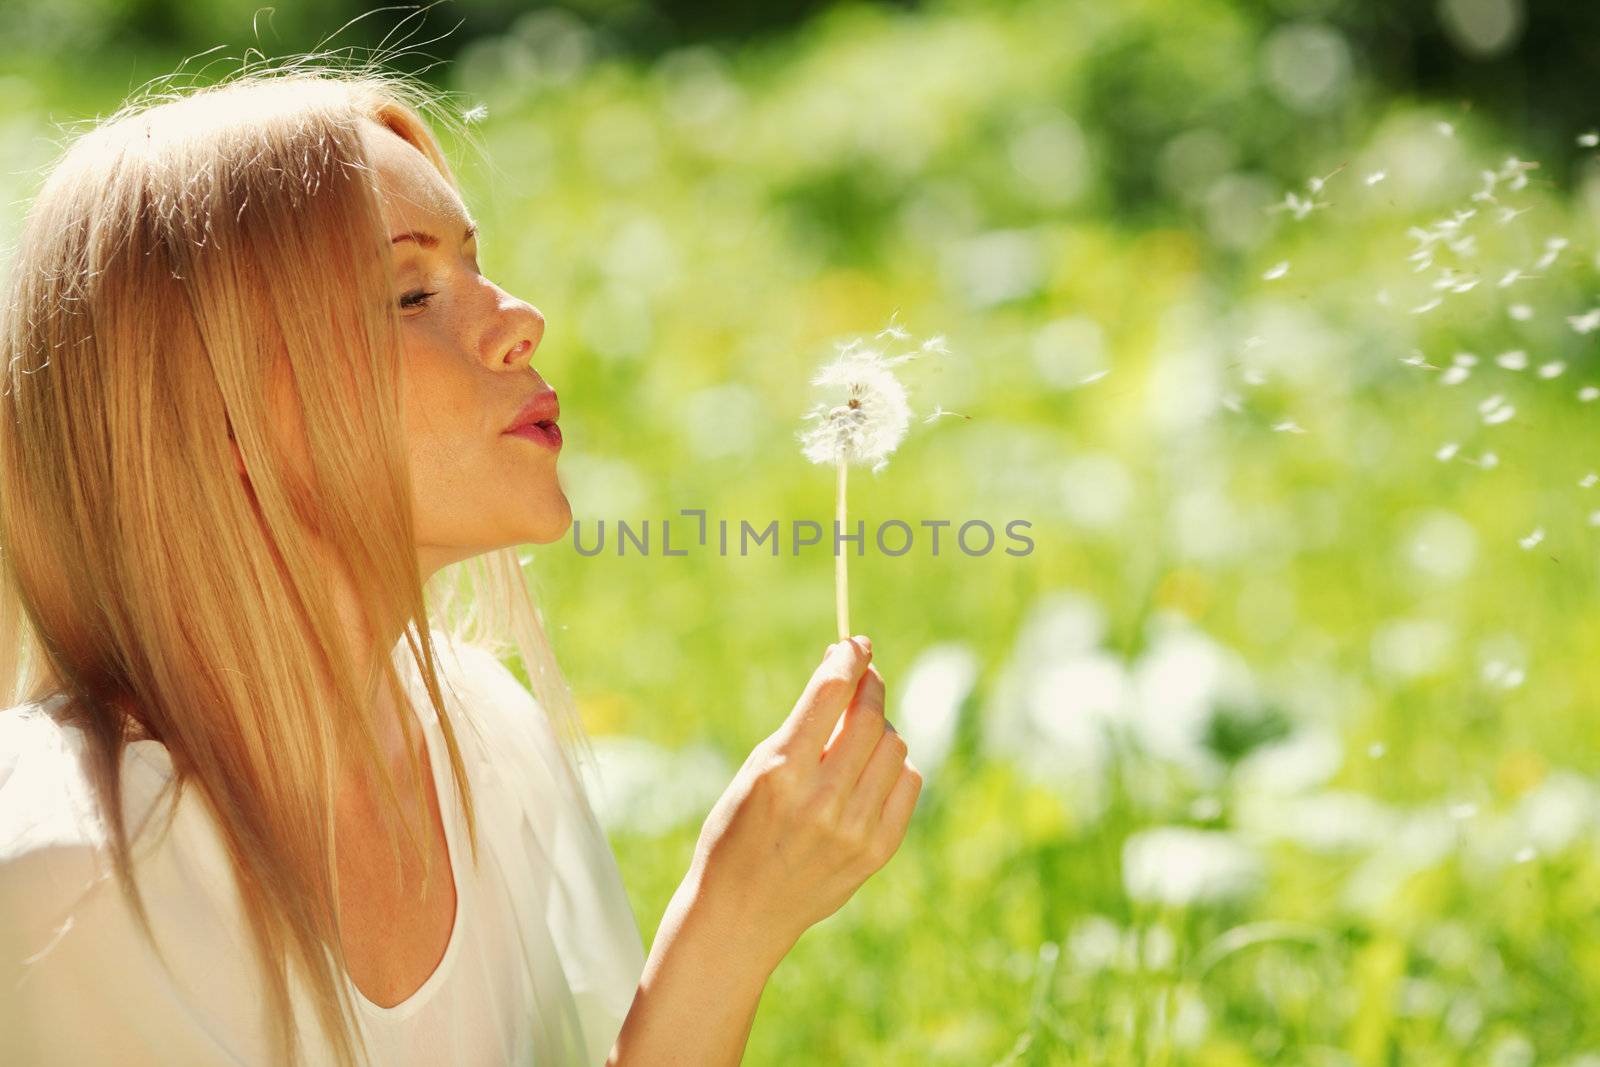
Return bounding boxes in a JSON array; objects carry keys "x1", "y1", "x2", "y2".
[{"x1": 0, "y1": 61, "x2": 921, "y2": 1066}]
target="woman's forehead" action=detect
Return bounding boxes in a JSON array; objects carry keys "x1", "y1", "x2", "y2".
[{"x1": 357, "y1": 118, "x2": 466, "y2": 230}]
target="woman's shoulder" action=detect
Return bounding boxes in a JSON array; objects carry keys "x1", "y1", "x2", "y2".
[
  {"x1": 0, "y1": 699, "x2": 113, "y2": 963},
  {"x1": 0, "y1": 698, "x2": 182, "y2": 944}
]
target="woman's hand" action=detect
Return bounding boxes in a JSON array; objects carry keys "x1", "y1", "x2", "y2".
[{"x1": 683, "y1": 635, "x2": 922, "y2": 969}]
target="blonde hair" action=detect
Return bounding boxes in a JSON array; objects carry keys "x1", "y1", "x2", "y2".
[{"x1": 0, "y1": 61, "x2": 597, "y2": 1067}]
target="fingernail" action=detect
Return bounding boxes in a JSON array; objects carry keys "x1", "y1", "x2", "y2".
[{"x1": 853, "y1": 634, "x2": 872, "y2": 654}]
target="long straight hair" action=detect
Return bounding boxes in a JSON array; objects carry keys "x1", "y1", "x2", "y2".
[{"x1": 0, "y1": 65, "x2": 597, "y2": 1067}]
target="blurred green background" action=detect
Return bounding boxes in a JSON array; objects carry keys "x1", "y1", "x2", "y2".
[{"x1": 7, "y1": 0, "x2": 1600, "y2": 1063}]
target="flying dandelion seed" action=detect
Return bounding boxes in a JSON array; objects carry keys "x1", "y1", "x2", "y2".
[
  {"x1": 1263, "y1": 261, "x2": 1290, "y2": 281},
  {"x1": 1509, "y1": 304, "x2": 1534, "y2": 321},
  {"x1": 1579, "y1": 472, "x2": 1597, "y2": 488},
  {"x1": 1411, "y1": 298, "x2": 1443, "y2": 315},
  {"x1": 1272, "y1": 419, "x2": 1305, "y2": 434},
  {"x1": 1568, "y1": 309, "x2": 1600, "y2": 334},
  {"x1": 1438, "y1": 121, "x2": 1456, "y2": 137},
  {"x1": 1495, "y1": 350, "x2": 1528, "y2": 371},
  {"x1": 1436, "y1": 442, "x2": 1460, "y2": 462},
  {"x1": 1365, "y1": 170, "x2": 1387, "y2": 186},
  {"x1": 1474, "y1": 452, "x2": 1500, "y2": 470},
  {"x1": 1515, "y1": 846, "x2": 1537, "y2": 864},
  {"x1": 1580, "y1": 386, "x2": 1600, "y2": 402},
  {"x1": 1498, "y1": 206, "x2": 1531, "y2": 225},
  {"x1": 461, "y1": 103, "x2": 489, "y2": 124},
  {"x1": 1440, "y1": 366, "x2": 1471, "y2": 386},
  {"x1": 799, "y1": 322, "x2": 948, "y2": 639},
  {"x1": 1539, "y1": 361, "x2": 1567, "y2": 379},
  {"x1": 1580, "y1": 131, "x2": 1600, "y2": 148},
  {"x1": 1479, "y1": 394, "x2": 1516, "y2": 425},
  {"x1": 1498, "y1": 269, "x2": 1523, "y2": 288},
  {"x1": 1242, "y1": 369, "x2": 1267, "y2": 386},
  {"x1": 1519, "y1": 528, "x2": 1545, "y2": 550},
  {"x1": 1590, "y1": 510, "x2": 1600, "y2": 527}
]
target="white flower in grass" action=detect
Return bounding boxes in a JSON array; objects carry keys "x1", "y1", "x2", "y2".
[{"x1": 1123, "y1": 828, "x2": 1263, "y2": 907}]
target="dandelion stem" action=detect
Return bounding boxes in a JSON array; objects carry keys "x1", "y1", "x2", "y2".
[{"x1": 835, "y1": 455, "x2": 849, "y2": 640}]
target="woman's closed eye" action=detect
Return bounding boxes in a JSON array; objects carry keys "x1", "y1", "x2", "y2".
[{"x1": 399, "y1": 288, "x2": 438, "y2": 310}]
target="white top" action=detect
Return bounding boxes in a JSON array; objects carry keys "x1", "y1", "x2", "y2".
[{"x1": 0, "y1": 630, "x2": 647, "y2": 1066}]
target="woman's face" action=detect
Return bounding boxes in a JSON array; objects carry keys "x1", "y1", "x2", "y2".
[{"x1": 359, "y1": 118, "x2": 568, "y2": 574}]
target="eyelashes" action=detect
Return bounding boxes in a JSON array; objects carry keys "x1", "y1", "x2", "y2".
[{"x1": 399, "y1": 289, "x2": 438, "y2": 310}]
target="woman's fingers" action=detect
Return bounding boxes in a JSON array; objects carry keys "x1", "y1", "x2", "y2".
[
  {"x1": 779, "y1": 637, "x2": 872, "y2": 757},
  {"x1": 818, "y1": 665, "x2": 887, "y2": 795},
  {"x1": 837, "y1": 720, "x2": 909, "y2": 837},
  {"x1": 868, "y1": 762, "x2": 923, "y2": 870}
]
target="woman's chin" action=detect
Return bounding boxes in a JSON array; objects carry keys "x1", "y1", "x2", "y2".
[{"x1": 524, "y1": 496, "x2": 573, "y2": 545}]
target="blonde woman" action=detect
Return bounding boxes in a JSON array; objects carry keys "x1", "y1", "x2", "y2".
[{"x1": 0, "y1": 66, "x2": 921, "y2": 1066}]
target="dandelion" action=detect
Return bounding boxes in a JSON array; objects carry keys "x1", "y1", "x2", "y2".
[
  {"x1": 799, "y1": 322, "x2": 946, "y2": 639},
  {"x1": 1263, "y1": 260, "x2": 1289, "y2": 281}
]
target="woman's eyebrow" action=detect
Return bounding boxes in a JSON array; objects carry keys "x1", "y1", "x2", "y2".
[{"x1": 389, "y1": 221, "x2": 479, "y2": 249}]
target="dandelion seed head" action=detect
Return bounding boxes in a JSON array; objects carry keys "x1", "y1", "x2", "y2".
[{"x1": 798, "y1": 331, "x2": 939, "y2": 473}]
